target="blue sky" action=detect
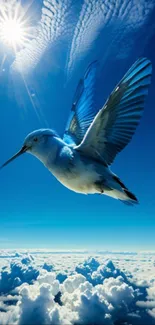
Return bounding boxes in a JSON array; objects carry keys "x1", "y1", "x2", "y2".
[{"x1": 0, "y1": 0, "x2": 155, "y2": 250}]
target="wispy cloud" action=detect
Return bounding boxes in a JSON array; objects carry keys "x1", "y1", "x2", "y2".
[
  {"x1": 12, "y1": 0, "x2": 72, "y2": 74},
  {"x1": 5, "y1": 0, "x2": 154, "y2": 76},
  {"x1": 67, "y1": 0, "x2": 155, "y2": 73}
]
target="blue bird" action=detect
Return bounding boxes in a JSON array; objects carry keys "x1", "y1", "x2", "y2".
[{"x1": 1, "y1": 58, "x2": 152, "y2": 204}]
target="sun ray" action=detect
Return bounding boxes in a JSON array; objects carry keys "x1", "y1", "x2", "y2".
[{"x1": 0, "y1": 54, "x2": 7, "y2": 74}]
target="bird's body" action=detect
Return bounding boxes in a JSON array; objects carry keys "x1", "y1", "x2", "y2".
[
  {"x1": 25, "y1": 129, "x2": 137, "y2": 203},
  {"x1": 33, "y1": 138, "x2": 107, "y2": 195},
  {"x1": 1, "y1": 58, "x2": 152, "y2": 205},
  {"x1": 27, "y1": 132, "x2": 105, "y2": 194}
]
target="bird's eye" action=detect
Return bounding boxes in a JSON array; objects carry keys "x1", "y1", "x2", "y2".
[{"x1": 33, "y1": 137, "x2": 38, "y2": 142}]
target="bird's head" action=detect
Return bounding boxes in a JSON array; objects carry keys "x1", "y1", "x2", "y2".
[
  {"x1": 23, "y1": 129, "x2": 57, "y2": 153},
  {"x1": 0, "y1": 129, "x2": 58, "y2": 169}
]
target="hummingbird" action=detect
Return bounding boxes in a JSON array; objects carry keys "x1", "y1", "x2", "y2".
[{"x1": 1, "y1": 58, "x2": 152, "y2": 204}]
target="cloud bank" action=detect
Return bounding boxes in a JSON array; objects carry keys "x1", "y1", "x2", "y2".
[{"x1": 0, "y1": 251, "x2": 155, "y2": 324}]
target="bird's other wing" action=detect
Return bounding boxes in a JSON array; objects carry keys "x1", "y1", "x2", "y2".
[
  {"x1": 63, "y1": 61, "x2": 98, "y2": 146},
  {"x1": 75, "y1": 58, "x2": 152, "y2": 165}
]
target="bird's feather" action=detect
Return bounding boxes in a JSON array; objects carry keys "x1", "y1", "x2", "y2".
[
  {"x1": 75, "y1": 58, "x2": 152, "y2": 165},
  {"x1": 63, "y1": 61, "x2": 98, "y2": 146}
]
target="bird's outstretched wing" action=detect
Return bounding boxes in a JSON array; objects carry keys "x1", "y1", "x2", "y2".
[
  {"x1": 63, "y1": 61, "x2": 98, "y2": 146},
  {"x1": 75, "y1": 58, "x2": 152, "y2": 165}
]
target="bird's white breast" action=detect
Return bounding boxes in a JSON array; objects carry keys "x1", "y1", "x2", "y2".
[
  {"x1": 49, "y1": 158, "x2": 100, "y2": 194},
  {"x1": 31, "y1": 141, "x2": 101, "y2": 194}
]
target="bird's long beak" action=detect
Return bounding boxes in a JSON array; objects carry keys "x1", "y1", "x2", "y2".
[{"x1": 0, "y1": 145, "x2": 27, "y2": 170}]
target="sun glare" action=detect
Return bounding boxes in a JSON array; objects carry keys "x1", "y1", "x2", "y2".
[
  {"x1": 0, "y1": 2, "x2": 32, "y2": 53},
  {"x1": 1, "y1": 19, "x2": 23, "y2": 46}
]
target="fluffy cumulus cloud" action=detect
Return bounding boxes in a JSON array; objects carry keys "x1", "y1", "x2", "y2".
[
  {"x1": 0, "y1": 257, "x2": 39, "y2": 295},
  {"x1": 0, "y1": 251, "x2": 155, "y2": 324}
]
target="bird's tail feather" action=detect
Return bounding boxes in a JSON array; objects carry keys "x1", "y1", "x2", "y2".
[{"x1": 112, "y1": 175, "x2": 138, "y2": 205}]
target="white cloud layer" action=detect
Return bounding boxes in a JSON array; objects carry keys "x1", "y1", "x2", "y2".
[{"x1": 0, "y1": 251, "x2": 155, "y2": 324}]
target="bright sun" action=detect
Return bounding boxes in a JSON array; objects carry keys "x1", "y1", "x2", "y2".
[
  {"x1": 1, "y1": 19, "x2": 23, "y2": 47},
  {"x1": 0, "y1": 2, "x2": 31, "y2": 53}
]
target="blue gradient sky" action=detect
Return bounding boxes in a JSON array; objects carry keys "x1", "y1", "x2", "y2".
[{"x1": 0, "y1": 0, "x2": 155, "y2": 250}]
